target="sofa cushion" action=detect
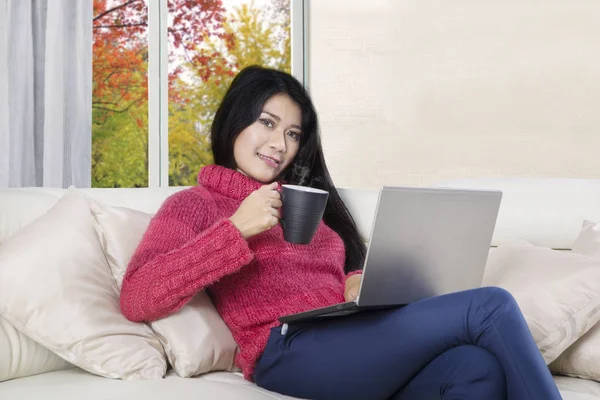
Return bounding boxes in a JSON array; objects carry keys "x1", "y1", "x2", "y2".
[
  {"x1": 483, "y1": 242, "x2": 600, "y2": 363},
  {"x1": 0, "y1": 188, "x2": 167, "y2": 379},
  {"x1": 0, "y1": 369, "x2": 300, "y2": 400},
  {"x1": 89, "y1": 198, "x2": 239, "y2": 377},
  {"x1": 0, "y1": 368, "x2": 594, "y2": 400},
  {"x1": 553, "y1": 375, "x2": 600, "y2": 399}
]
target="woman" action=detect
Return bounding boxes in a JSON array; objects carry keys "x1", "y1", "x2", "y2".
[{"x1": 120, "y1": 65, "x2": 561, "y2": 400}]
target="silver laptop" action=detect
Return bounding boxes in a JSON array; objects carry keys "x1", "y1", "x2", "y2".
[{"x1": 278, "y1": 186, "x2": 502, "y2": 324}]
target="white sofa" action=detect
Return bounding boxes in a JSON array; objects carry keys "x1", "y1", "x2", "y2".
[{"x1": 1, "y1": 177, "x2": 600, "y2": 399}]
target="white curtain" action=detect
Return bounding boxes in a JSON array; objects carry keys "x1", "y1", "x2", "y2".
[{"x1": 0, "y1": 0, "x2": 92, "y2": 188}]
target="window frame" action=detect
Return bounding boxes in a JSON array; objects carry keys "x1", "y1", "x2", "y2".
[{"x1": 147, "y1": 0, "x2": 308, "y2": 188}]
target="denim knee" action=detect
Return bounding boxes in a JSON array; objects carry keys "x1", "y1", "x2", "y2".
[
  {"x1": 450, "y1": 345, "x2": 506, "y2": 397},
  {"x1": 476, "y1": 286, "x2": 519, "y2": 313},
  {"x1": 467, "y1": 286, "x2": 523, "y2": 337}
]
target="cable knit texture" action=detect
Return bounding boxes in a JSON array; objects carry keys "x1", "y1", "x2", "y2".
[{"x1": 120, "y1": 164, "x2": 361, "y2": 381}]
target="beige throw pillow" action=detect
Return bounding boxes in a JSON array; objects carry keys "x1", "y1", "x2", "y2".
[
  {"x1": 88, "y1": 198, "x2": 239, "y2": 377},
  {"x1": 483, "y1": 242, "x2": 600, "y2": 364},
  {"x1": 0, "y1": 188, "x2": 167, "y2": 379},
  {"x1": 0, "y1": 316, "x2": 73, "y2": 382},
  {"x1": 549, "y1": 220, "x2": 600, "y2": 381},
  {"x1": 550, "y1": 323, "x2": 600, "y2": 381}
]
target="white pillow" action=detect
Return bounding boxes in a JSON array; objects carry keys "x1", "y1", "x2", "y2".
[
  {"x1": 0, "y1": 188, "x2": 64, "y2": 244},
  {"x1": 0, "y1": 188, "x2": 167, "y2": 379},
  {"x1": 549, "y1": 220, "x2": 600, "y2": 381},
  {"x1": 572, "y1": 220, "x2": 600, "y2": 258},
  {"x1": 0, "y1": 189, "x2": 73, "y2": 382},
  {"x1": 550, "y1": 323, "x2": 600, "y2": 381},
  {"x1": 483, "y1": 242, "x2": 600, "y2": 364},
  {"x1": 0, "y1": 316, "x2": 73, "y2": 382},
  {"x1": 88, "y1": 198, "x2": 239, "y2": 377}
]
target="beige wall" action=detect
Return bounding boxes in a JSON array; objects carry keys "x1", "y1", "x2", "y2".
[{"x1": 307, "y1": 0, "x2": 600, "y2": 188}]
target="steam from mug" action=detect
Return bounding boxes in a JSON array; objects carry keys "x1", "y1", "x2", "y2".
[{"x1": 280, "y1": 185, "x2": 329, "y2": 244}]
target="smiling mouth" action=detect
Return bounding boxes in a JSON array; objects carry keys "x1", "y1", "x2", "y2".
[{"x1": 257, "y1": 153, "x2": 281, "y2": 167}]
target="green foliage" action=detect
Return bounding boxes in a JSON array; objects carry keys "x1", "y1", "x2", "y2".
[{"x1": 92, "y1": 99, "x2": 148, "y2": 188}]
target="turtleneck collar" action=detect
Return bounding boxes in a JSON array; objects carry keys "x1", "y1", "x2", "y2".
[{"x1": 198, "y1": 164, "x2": 277, "y2": 200}]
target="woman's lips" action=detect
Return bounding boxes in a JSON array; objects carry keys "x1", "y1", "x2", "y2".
[{"x1": 258, "y1": 153, "x2": 280, "y2": 168}]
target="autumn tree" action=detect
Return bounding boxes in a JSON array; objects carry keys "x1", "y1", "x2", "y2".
[
  {"x1": 92, "y1": 0, "x2": 227, "y2": 187},
  {"x1": 92, "y1": 0, "x2": 291, "y2": 188},
  {"x1": 168, "y1": 2, "x2": 292, "y2": 186}
]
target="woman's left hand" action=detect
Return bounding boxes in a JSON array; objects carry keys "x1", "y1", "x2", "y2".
[{"x1": 344, "y1": 274, "x2": 362, "y2": 302}]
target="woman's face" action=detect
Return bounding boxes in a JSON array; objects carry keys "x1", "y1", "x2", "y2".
[{"x1": 233, "y1": 93, "x2": 302, "y2": 183}]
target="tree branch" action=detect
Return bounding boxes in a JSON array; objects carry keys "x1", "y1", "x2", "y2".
[
  {"x1": 94, "y1": 0, "x2": 141, "y2": 22},
  {"x1": 94, "y1": 22, "x2": 147, "y2": 29},
  {"x1": 102, "y1": 71, "x2": 117, "y2": 84},
  {"x1": 92, "y1": 99, "x2": 141, "y2": 114}
]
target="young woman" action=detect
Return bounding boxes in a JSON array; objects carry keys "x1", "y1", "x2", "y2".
[{"x1": 120, "y1": 65, "x2": 562, "y2": 400}]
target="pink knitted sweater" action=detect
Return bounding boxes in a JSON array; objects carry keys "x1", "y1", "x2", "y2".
[{"x1": 120, "y1": 164, "x2": 361, "y2": 380}]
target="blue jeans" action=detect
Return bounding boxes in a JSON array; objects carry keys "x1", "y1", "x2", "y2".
[{"x1": 254, "y1": 287, "x2": 562, "y2": 400}]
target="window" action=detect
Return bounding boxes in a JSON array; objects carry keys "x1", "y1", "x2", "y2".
[
  {"x1": 92, "y1": 0, "x2": 149, "y2": 188},
  {"x1": 92, "y1": 0, "x2": 299, "y2": 188}
]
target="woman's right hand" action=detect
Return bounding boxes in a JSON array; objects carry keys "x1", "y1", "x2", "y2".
[{"x1": 229, "y1": 182, "x2": 282, "y2": 240}]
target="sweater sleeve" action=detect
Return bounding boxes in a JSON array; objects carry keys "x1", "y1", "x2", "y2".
[{"x1": 120, "y1": 189, "x2": 254, "y2": 322}]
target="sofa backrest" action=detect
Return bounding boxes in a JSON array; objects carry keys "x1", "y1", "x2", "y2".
[
  {"x1": 1, "y1": 177, "x2": 599, "y2": 249},
  {"x1": 436, "y1": 177, "x2": 600, "y2": 249},
  {"x1": 0, "y1": 187, "x2": 188, "y2": 245}
]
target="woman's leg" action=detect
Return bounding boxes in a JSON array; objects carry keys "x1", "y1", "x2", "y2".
[
  {"x1": 253, "y1": 287, "x2": 561, "y2": 400},
  {"x1": 391, "y1": 345, "x2": 506, "y2": 400}
]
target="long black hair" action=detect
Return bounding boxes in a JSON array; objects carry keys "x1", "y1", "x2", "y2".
[{"x1": 210, "y1": 65, "x2": 366, "y2": 273}]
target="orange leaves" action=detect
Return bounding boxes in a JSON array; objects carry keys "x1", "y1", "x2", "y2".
[
  {"x1": 93, "y1": 0, "x2": 226, "y2": 116},
  {"x1": 166, "y1": 0, "x2": 227, "y2": 61}
]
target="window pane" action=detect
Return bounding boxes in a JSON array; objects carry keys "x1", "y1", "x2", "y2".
[
  {"x1": 167, "y1": 0, "x2": 292, "y2": 186},
  {"x1": 92, "y1": 0, "x2": 149, "y2": 188}
]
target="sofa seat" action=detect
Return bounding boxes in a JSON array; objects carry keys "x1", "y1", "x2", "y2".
[
  {"x1": 555, "y1": 376, "x2": 600, "y2": 399},
  {"x1": 0, "y1": 368, "x2": 598, "y2": 400},
  {"x1": 0, "y1": 369, "x2": 298, "y2": 400}
]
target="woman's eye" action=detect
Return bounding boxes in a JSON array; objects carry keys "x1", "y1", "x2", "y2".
[
  {"x1": 259, "y1": 118, "x2": 274, "y2": 128},
  {"x1": 287, "y1": 131, "x2": 301, "y2": 141}
]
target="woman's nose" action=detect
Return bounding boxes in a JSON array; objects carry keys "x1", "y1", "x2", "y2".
[{"x1": 269, "y1": 131, "x2": 287, "y2": 152}]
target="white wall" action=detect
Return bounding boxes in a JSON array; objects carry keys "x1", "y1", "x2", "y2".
[{"x1": 307, "y1": 0, "x2": 600, "y2": 188}]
